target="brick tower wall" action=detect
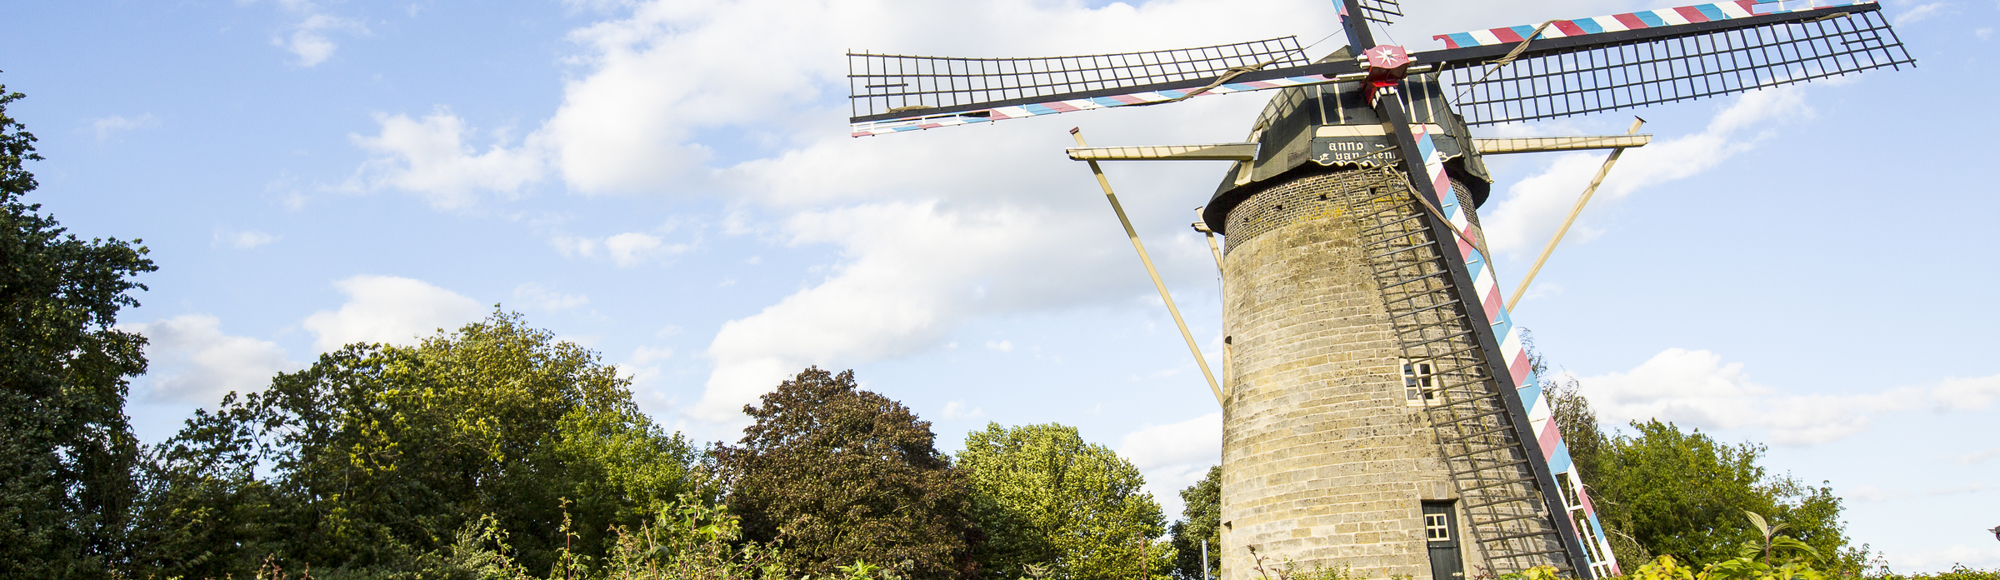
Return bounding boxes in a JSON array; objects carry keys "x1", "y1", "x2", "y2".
[{"x1": 1217, "y1": 167, "x2": 1491, "y2": 580}]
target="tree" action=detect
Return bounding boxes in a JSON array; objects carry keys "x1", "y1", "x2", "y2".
[
  {"x1": 1601, "y1": 421, "x2": 1861, "y2": 572},
  {"x1": 957, "y1": 422, "x2": 1170, "y2": 580},
  {"x1": 130, "y1": 311, "x2": 700, "y2": 578},
  {"x1": 1531, "y1": 333, "x2": 1863, "y2": 574},
  {"x1": 0, "y1": 85, "x2": 156, "y2": 579},
  {"x1": 711, "y1": 367, "x2": 979, "y2": 580},
  {"x1": 1169, "y1": 466, "x2": 1221, "y2": 580}
]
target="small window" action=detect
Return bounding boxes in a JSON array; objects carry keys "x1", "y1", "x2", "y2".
[
  {"x1": 1402, "y1": 359, "x2": 1437, "y2": 405},
  {"x1": 1425, "y1": 513, "x2": 1450, "y2": 541}
]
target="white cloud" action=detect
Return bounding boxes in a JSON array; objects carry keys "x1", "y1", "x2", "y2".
[
  {"x1": 941, "y1": 400, "x2": 985, "y2": 420},
  {"x1": 124, "y1": 315, "x2": 297, "y2": 404},
  {"x1": 1575, "y1": 349, "x2": 2000, "y2": 445},
  {"x1": 691, "y1": 201, "x2": 1171, "y2": 421},
  {"x1": 551, "y1": 235, "x2": 599, "y2": 258},
  {"x1": 1955, "y1": 446, "x2": 2000, "y2": 465},
  {"x1": 1978, "y1": 27, "x2": 1993, "y2": 40},
  {"x1": 549, "y1": 231, "x2": 688, "y2": 266},
  {"x1": 348, "y1": 109, "x2": 545, "y2": 208},
  {"x1": 302, "y1": 275, "x2": 486, "y2": 352},
  {"x1": 213, "y1": 228, "x2": 279, "y2": 249},
  {"x1": 1119, "y1": 412, "x2": 1221, "y2": 471},
  {"x1": 272, "y1": 11, "x2": 368, "y2": 67},
  {"x1": 1930, "y1": 374, "x2": 2000, "y2": 410},
  {"x1": 1119, "y1": 412, "x2": 1222, "y2": 518},
  {"x1": 1481, "y1": 86, "x2": 1812, "y2": 257},
  {"x1": 89, "y1": 114, "x2": 158, "y2": 141},
  {"x1": 984, "y1": 340, "x2": 1014, "y2": 353},
  {"x1": 1897, "y1": 2, "x2": 1950, "y2": 24},
  {"x1": 513, "y1": 282, "x2": 590, "y2": 311},
  {"x1": 1845, "y1": 484, "x2": 1909, "y2": 503},
  {"x1": 605, "y1": 232, "x2": 665, "y2": 266},
  {"x1": 631, "y1": 345, "x2": 675, "y2": 365}
]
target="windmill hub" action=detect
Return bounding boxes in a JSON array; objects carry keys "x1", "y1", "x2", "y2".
[{"x1": 1363, "y1": 45, "x2": 1414, "y2": 102}]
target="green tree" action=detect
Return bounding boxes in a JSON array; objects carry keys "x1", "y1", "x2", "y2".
[
  {"x1": 130, "y1": 311, "x2": 700, "y2": 578},
  {"x1": 0, "y1": 85, "x2": 156, "y2": 579},
  {"x1": 1169, "y1": 465, "x2": 1221, "y2": 580},
  {"x1": 957, "y1": 422, "x2": 1169, "y2": 580},
  {"x1": 712, "y1": 367, "x2": 978, "y2": 580},
  {"x1": 1531, "y1": 335, "x2": 1863, "y2": 574}
]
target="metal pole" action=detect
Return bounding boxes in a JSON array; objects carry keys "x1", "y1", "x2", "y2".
[
  {"x1": 1505, "y1": 118, "x2": 1646, "y2": 311},
  {"x1": 1202, "y1": 539, "x2": 1211, "y2": 580},
  {"x1": 1071, "y1": 127, "x2": 1227, "y2": 407}
]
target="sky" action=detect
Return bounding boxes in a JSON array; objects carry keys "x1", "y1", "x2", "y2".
[{"x1": 4, "y1": 0, "x2": 1996, "y2": 572}]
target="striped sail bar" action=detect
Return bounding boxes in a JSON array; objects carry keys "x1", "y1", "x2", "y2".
[
  {"x1": 1435, "y1": 0, "x2": 1874, "y2": 49},
  {"x1": 1416, "y1": 0, "x2": 1913, "y2": 125},
  {"x1": 1413, "y1": 127, "x2": 1621, "y2": 577},
  {"x1": 848, "y1": 38, "x2": 1361, "y2": 137}
]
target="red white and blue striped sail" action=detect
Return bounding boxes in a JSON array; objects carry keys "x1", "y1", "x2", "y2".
[
  {"x1": 1414, "y1": 128, "x2": 1621, "y2": 576},
  {"x1": 1434, "y1": 0, "x2": 1879, "y2": 49}
]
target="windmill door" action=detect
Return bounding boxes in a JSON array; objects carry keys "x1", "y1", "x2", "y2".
[{"x1": 1424, "y1": 502, "x2": 1464, "y2": 580}]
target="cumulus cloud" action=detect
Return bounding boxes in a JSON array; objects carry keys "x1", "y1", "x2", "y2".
[
  {"x1": 549, "y1": 231, "x2": 688, "y2": 265},
  {"x1": 89, "y1": 114, "x2": 158, "y2": 141},
  {"x1": 1574, "y1": 349, "x2": 2000, "y2": 445},
  {"x1": 302, "y1": 275, "x2": 486, "y2": 352},
  {"x1": 124, "y1": 315, "x2": 297, "y2": 404},
  {"x1": 213, "y1": 228, "x2": 280, "y2": 249},
  {"x1": 1955, "y1": 446, "x2": 2000, "y2": 465},
  {"x1": 1896, "y1": 2, "x2": 1951, "y2": 24},
  {"x1": 1119, "y1": 412, "x2": 1222, "y2": 517},
  {"x1": 692, "y1": 201, "x2": 1172, "y2": 421},
  {"x1": 513, "y1": 282, "x2": 590, "y2": 311},
  {"x1": 1481, "y1": 86, "x2": 1812, "y2": 257},
  {"x1": 941, "y1": 400, "x2": 986, "y2": 420},
  {"x1": 349, "y1": 109, "x2": 546, "y2": 208}
]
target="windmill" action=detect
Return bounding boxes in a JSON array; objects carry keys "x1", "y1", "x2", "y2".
[{"x1": 845, "y1": 1, "x2": 1913, "y2": 578}]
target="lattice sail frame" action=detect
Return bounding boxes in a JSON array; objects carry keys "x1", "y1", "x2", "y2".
[
  {"x1": 849, "y1": 37, "x2": 1310, "y2": 126},
  {"x1": 1433, "y1": 0, "x2": 1914, "y2": 125}
]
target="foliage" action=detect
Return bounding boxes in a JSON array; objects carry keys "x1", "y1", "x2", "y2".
[
  {"x1": 595, "y1": 494, "x2": 790, "y2": 580},
  {"x1": 711, "y1": 367, "x2": 979, "y2": 580},
  {"x1": 1169, "y1": 465, "x2": 1222, "y2": 579},
  {"x1": 1531, "y1": 336, "x2": 1863, "y2": 574},
  {"x1": 129, "y1": 311, "x2": 701, "y2": 578},
  {"x1": 0, "y1": 84, "x2": 156, "y2": 578},
  {"x1": 1600, "y1": 420, "x2": 1859, "y2": 571},
  {"x1": 957, "y1": 422, "x2": 1171, "y2": 580}
]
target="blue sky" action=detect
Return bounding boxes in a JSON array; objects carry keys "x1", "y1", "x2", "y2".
[{"x1": 5, "y1": 0, "x2": 1995, "y2": 571}]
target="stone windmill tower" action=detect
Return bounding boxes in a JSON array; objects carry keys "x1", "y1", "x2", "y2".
[{"x1": 845, "y1": 1, "x2": 1913, "y2": 578}]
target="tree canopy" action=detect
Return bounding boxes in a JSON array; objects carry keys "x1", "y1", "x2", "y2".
[
  {"x1": 0, "y1": 85, "x2": 155, "y2": 579},
  {"x1": 712, "y1": 367, "x2": 979, "y2": 580},
  {"x1": 957, "y1": 422, "x2": 1169, "y2": 580},
  {"x1": 129, "y1": 311, "x2": 700, "y2": 578},
  {"x1": 1169, "y1": 466, "x2": 1221, "y2": 580}
]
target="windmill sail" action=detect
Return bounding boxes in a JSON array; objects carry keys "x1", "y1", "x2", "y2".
[
  {"x1": 1418, "y1": 0, "x2": 1913, "y2": 125},
  {"x1": 847, "y1": 37, "x2": 1358, "y2": 136}
]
